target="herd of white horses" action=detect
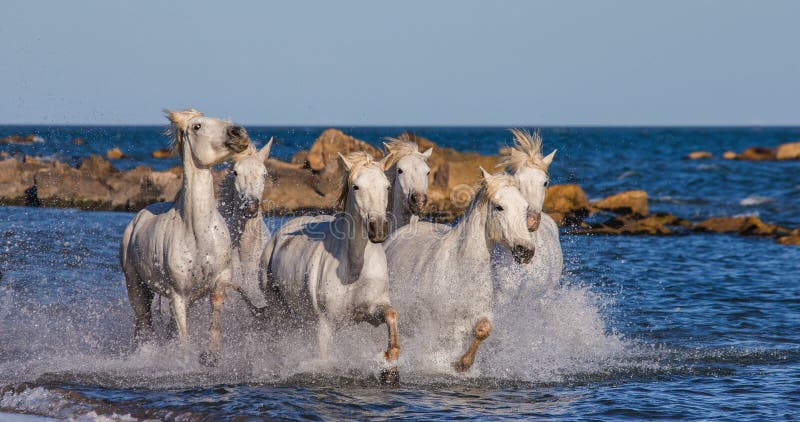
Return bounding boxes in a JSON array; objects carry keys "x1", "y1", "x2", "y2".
[{"x1": 120, "y1": 110, "x2": 562, "y2": 383}]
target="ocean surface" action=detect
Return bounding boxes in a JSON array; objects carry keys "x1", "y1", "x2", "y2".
[{"x1": 1, "y1": 126, "x2": 799, "y2": 420}]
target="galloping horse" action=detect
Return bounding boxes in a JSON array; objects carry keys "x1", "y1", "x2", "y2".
[
  {"x1": 382, "y1": 137, "x2": 432, "y2": 232},
  {"x1": 259, "y1": 152, "x2": 401, "y2": 383},
  {"x1": 385, "y1": 169, "x2": 536, "y2": 372},
  {"x1": 493, "y1": 129, "x2": 562, "y2": 304},
  {"x1": 120, "y1": 109, "x2": 249, "y2": 365}
]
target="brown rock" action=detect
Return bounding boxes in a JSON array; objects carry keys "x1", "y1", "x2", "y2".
[
  {"x1": 649, "y1": 212, "x2": 692, "y2": 227},
  {"x1": 306, "y1": 129, "x2": 382, "y2": 171},
  {"x1": 73, "y1": 138, "x2": 84, "y2": 145},
  {"x1": 0, "y1": 159, "x2": 24, "y2": 202},
  {"x1": 776, "y1": 142, "x2": 800, "y2": 160},
  {"x1": 78, "y1": 155, "x2": 117, "y2": 180},
  {"x1": 543, "y1": 184, "x2": 591, "y2": 226},
  {"x1": 34, "y1": 160, "x2": 112, "y2": 209},
  {"x1": 594, "y1": 190, "x2": 648, "y2": 216},
  {"x1": 151, "y1": 148, "x2": 174, "y2": 159},
  {"x1": 579, "y1": 215, "x2": 671, "y2": 235},
  {"x1": 777, "y1": 234, "x2": 800, "y2": 245},
  {"x1": 723, "y1": 151, "x2": 737, "y2": 160},
  {"x1": 686, "y1": 151, "x2": 712, "y2": 160},
  {"x1": 0, "y1": 134, "x2": 41, "y2": 145},
  {"x1": 693, "y1": 216, "x2": 789, "y2": 236},
  {"x1": 291, "y1": 150, "x2": 309, "y2": 166},
  {"x1": 262, "y1": 158, "x2": 335, "y2": 213},
  {"x1": 106, "y1": 147, "x2": 126, "y2": 160},
  {"x1": 737, "y1": 147, "x2": 775, "y2": 161}
]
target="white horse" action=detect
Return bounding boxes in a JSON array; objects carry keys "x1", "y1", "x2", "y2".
[
  {"x1": 218, "y1": 139, "x2": 273, "y2": 309},
  {"x1": 384, "y1": 169, "x2": 536, "y2": 372},
  {"x1": 382, "y1": 137, "x2": 432, "y2": 232},
  {"x1": 120, "y1": 109, "x2": 250, "y2": 365},
  {"x1": 493, "y1": 129, "x2": 562, "y2": 304},
  {"x1": 259, "y1": 152, "x2": 401, "y2": 383}
]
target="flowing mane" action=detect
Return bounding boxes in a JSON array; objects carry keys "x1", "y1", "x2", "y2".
[
  {"x1": 466, "y1": 171, "x2": 518, "y2": 212},
  {"x1": 498, "y1": 129, "x2": 550, "y2": 173},
  {"x1": 382, "y1": 137, "x2": 424, "y2": 169},
  {"x1": 163, "y1": 109, "x2": 204, "y2": 157}
]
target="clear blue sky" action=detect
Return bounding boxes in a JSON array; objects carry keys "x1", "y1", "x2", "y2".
[{"x1": 2, "y1": 0, "x2": 798, "y2": 126}]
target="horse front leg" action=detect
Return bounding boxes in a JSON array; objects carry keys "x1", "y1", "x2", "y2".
[
  {"x1": 199, "y1": 283, "x2": 227, "y2": 367},
  {"x1": 356, "y1": 304, "x2": 401, "y2": 384},
  {"x1": 453, "y1": 317, "x2": 492, "y2": 372}
]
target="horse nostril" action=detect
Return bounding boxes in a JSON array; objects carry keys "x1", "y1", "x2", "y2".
[
  {"x1": 527, "y1": 212, "x2": 541, "y2": 232},
  {"x1": 228, "y1": 125, "x2": 243, "y2": 138}
]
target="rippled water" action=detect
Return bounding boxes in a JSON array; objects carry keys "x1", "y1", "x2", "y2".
[{"x1": 1, "y1": 127, "x2": 799, "y2": 419}]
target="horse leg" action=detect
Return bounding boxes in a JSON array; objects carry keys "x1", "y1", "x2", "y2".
[
  {"x1": 453, "y1": 317, "x2": 492, "y2": 372},
  {"x1": 169, "y1": 293, "x2": 189, "y2": 347},
  {"x1": 199, "y1": 285, "x2": 225, "y2": 367},
  {"x1": 356, "y1": 304, "x2": 401, "y2": 384},
  {"x1": 124, "y1": 270, "x2": 153, "y2": 346}
]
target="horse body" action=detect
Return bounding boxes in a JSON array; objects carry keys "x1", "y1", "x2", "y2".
[
  {"x1": 120, "y1": 110, "x2": 250, "y2": 364},
  {"x1": 493, "y1": 129, "x2": 563, "y2": 304},
  {"x1": 385, "y1": 170, "x2": 536, "y2": 372},
  {"x1": 259, "y1": 152, "x2": 401, "y2": 382}
]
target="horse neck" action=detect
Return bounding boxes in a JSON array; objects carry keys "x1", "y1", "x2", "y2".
[
  {"x1": 387, "y1": 173, "x2": 409, "y2": 231},
  {"x1": 236, "y1": 216, "x2": 265, "y2": 264},
  {"x1": 449, "y1": 199, "x2": 492, "y2": 266},
  {"x1": 334, "y1": 194, "x2": 370, "y2": 281},
  {"x1": 176, "y1": 139, "x2": 219, "y2": 234}
]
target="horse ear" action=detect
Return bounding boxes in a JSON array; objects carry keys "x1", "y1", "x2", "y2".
[
  {"x1": 338, "y1": 152, "x2": 353, "y2": 171},
  {"x1": 543, "y1": 149, "x2": 557, "y2": 167},
  {"x1": 379, "y1": 152, "x2": 394, "y2": 170},
  {"x1": 421, "y1": 147, "x2": 433, "y2": 160},
  {"x1": 165, "y1": 109, "x2": 203, "y2": 131},
  {"x1": 479, "y1": 166, "x2": 492, "y2": 179},
  {"x1": 258, "y1": 137, "x2": 274, "y2": 161}
]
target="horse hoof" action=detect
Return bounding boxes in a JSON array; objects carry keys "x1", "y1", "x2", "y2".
[
  {"x1": 380, "y1": 366, "x2": 400, "y2": 385},
  {"x1": 452, "y1": 360, "x2": 470, "y2": 373},
  {"x1": 199, "y1": 351, "x2": 220, "y2": 367}
]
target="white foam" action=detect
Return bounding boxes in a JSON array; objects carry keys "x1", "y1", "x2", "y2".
[{"x1": 739, "y1": 195, "x2": 774, "y2": 206}]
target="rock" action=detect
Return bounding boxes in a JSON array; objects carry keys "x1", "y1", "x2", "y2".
[
  {"x1": 593, "y1": 190, "x2": 648, "y2": 217},
  {"x1": 578, "y1": 215, "x2": 671, "y2": 235},
  {"x1": 776, "y1": 142, "x2": 800, "y2": 160},
  {"x1": 543, "y1": 184, "x2": 591, "y2": 226},
  {"x1": 306, "y1": 129, "x2": 383, "y2": 171},
  {"x1": 262, "y1": 158, "x2": 335, "y2": 213},
  {"x1": 693, "y1": 216, "x2": 789, "y2": 236},
  {"x1": 686, "y1": 151, "x2": 712, "y2": 160},
  {"x1": 648, "y1": 212, "x2": 692, "y2": 227},
  {"x1": 777, "y1": 233, "x2": 800, "y2": 245},
  {"x1": 78, "y1": 155, "x2": 116, "y2": 179},
  {"x1": 291, "y1": 150, "x2": 309, "y2": 166},
  {"x1": 151, "y1": 148, "x2": 174, "y2": 159},
  {"x1": 0, "y1": 134, "x2": 41, "y2": 145},
  {"x1": 737, "y1": 147, "x2": 775, "y2": 161},
  {"x1": 73, "y1": 138, "x2": 84, "y2": 145},
  {"x1": 106, "y1": 147, "x2": 126, "y2": 160},
  {"x1": 0, "y1": 159, "x2": 23, "y2": 202},
  {"x1": 723, "y1": 151, "x2": 737, "y2": 160},
  {"x1": 34, "y1": 160, "x2": 113, "y2": 209}
]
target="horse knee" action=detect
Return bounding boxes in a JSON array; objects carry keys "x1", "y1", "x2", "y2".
[
  {"x1": 384, "y1": 307, "x2": 398, "y2": 324},
  {"x1": 475, "y1": 318, "x2": 491, "y2": 341}
]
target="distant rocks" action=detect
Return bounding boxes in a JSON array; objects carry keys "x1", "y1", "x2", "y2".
[
  {"x1": 543, "y1": 184, "x2": 590, "y2": 226},
  {"x1": 720, "y1": 141, "x2": 800, "y2": 161},
  {"x1": 151, "y1": 148, "x2": 174, "y2": 159},
  {"x1": 593, "y1": 190, "x2": 648, "y2": 217},
  {"x1": 776, "y1": 142, "x2": 800, "y2": 160},
  {"x1": 106, "y1": 147, "x2": 127, "y2": 160},
  {"x1": 0, "y1": 134, "x2": 43, "y2": 145},
  {"x1": 686, "y1": 151, "x2": 712, "y2": 160},
  {"x1": 305, "y1": 129, "x2": 383, "y2": 171}
]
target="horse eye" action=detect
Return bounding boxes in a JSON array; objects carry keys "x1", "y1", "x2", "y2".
[
  {"x1": 192, "y1": 123, "x2": 201, "y2": 131},
  {"x1": 544, "y1": 180, "x2": 549, "y2": 187},
  {"x1": 397, "y1": 168, "x2": 404, "y2": 174},
  {"x1": 232, "y1": 170, "x2": 238, "y2": 176},
  {"x1": 353, "y1": 185, "x2": 359, "y2": 191},
  {"x1": 427, "y1": 170, "x2": 431, "y2": 175},
  {"x1": 495, "y1": 205, "x2": 504, "y2": 211}
]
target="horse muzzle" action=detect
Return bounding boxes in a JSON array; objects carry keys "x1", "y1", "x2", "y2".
[
  {"x1": 241, "y1": 197, "x2": 261, "y2": 218},
  {"x1": 408, "y1": 192, "x2": 428, "y2": 215},
  {"x1": 368, "y1": 218, "x2": 390, "y2": 243},
  {"x1": 511, "y1": 244, "x2": 535, "y2": 264},
  {"x1": 527, "y1": 211, "x2": 541, "y2": 232},
  {"x1": 225, "y1": 125, "x2": 250, "y2": 153}
]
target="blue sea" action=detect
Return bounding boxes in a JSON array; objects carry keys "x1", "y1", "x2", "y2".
[{"x1": 1, "y1": 126, "x2": 799, "y2": 420}]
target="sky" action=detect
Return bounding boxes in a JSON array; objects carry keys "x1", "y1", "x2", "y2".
[{"x1": 1, "y1": 1, "x2": 799, "y2": 126}]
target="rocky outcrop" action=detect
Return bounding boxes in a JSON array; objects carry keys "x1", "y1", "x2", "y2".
[
  {"x1": 593, "y1": 190, "x2": 648, "y2": 217},
  {"x1": 151, "y1": 148, "x2": 174, "y2": 159},
  {"x1": 692, "y1": 216, "x2": 791, "y2": 237},
  {"x1": 777, "y1": 233, "x2": 800, "y2": 246},
  {"x1": 543, "y1": 184, "x2": 591, "y2": 226},
  {"x1": 0, "y1": 134, "x2": 42, "y2": 145},
  {"x1": 305, "y1": 129, "x2": 383, "y2": 171},
  {"x1": 686, "y1": 151, "x2": 712, "y2": 160},
  {"x1": 106, "y1": 147, "x2": 126, "y2": 160},
  {"x1": 776, "y1": 142, "x2": 800, "y2": 160}
]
